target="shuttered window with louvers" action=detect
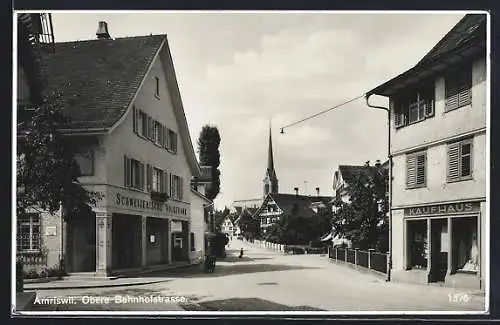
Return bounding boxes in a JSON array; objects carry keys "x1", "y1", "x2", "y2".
[
  {"x1": 406, "y1": 151, "x2": 427, "y2": 189},
  {"x1": 448, "y1": 138, "x2": 473, "y2": 182},
  {"x1": 445, "y1": 67, "x2": 472, "y2": 112}
]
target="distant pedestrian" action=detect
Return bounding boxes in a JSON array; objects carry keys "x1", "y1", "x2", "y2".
[{"x1": 239, "y1": 248, "x2": 244, "y2": 258}]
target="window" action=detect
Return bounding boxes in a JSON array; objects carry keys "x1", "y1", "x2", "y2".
[
  {"x1": 452, "y1": 217, "x2": 478, "y2": 274},
  {"x1": 445, "y1": 67, "x2": 472, "y2": 112},
  {"x1": 154, "y1": 121, "x2": 162, "y2": 146},
  {"x1": 155, "y1": 76, "x2": 160, "y2": 98},
  {"x1": 170, "y1": 175, "x2": 183, "y2": 200},
  {"x1": 167, "y1": 129, "x2": 178, "y2": 153},
  {"x1": 124, "y1": 155, "x2": 144, "y2": 190},
  {"x1": 447, "y1": 138, "x2": 473, "y2": 182},
  {"x1": 407, "y1": 219, "x2": 428, "y2": 270},
  {"x1": 394, "y1": 86, "x2": 434, "y2": 128},
  {"x1": 140, "y1": 111, "x2": 147, "y2": 138},
  {"x1": 152, "y1": 167, "x2": 162, "y2": 192},
  {"x1": 17, "y1": 213, "x2": 40, "y2": 252},
  {"x1": 74, "y1": 149, "x2": 94, "y2": 176},
  {"x1": 190, "y1": 232, "x2": 195, "y2": 251},
  {"x1": 406, "y1": 150, "x2": 426, "y2": 189}
]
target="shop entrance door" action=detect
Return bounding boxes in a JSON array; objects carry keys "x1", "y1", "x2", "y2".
[{"x1": 430, "y1": 218, "x2": 448, "y2": 282}]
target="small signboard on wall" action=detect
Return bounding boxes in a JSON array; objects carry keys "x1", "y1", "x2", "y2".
[
  {"x1": 45, "y1": 226, "x2": 57, "y2": 236},
  {"x1": 171, "y1": 221, "x2": 183, "y2": 233},
  {"x1": 150, "y1": 235, "x2": 156, "y2": 243}
]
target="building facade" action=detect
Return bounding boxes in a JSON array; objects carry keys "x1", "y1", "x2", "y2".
[
  {"x1": 17, "y1": 22, "x2": 206, "y2": 277},
  {"x1": 367, "y1": 14, "x2": 487, "y2": 289},
  {"x1": 221, "y1": 216, "x2": 234, "y2": 236}
]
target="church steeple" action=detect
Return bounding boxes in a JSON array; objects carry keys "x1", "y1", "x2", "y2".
[{"x1": 264, "y1": 123, "x2": 279, "y2": 197}]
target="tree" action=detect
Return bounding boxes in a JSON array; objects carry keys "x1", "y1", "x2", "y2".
[
  {"x1": 197, "y1": 125, "x2": 221, "y2": 201},
  {"x1": 213, "y1": 206, "x2": 230, "y2": 232},
  {"x1": 17, "y1": 91, "x2": 102, "y2": 218},
  {"x1": 265, "y1": 208, "x2": 331, "y2": 245},
  {"x1": 332, "y1": 162, "x2": 389, "y2": 251},
  {"x1": 238, "y1": 210, "x2": 261, "y2": 239}
]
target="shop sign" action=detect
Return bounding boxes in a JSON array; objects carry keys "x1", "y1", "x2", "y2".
[
  {"x1": 93, "y1": 189, "x2": 189, "y2": 217},
  {"x1": 404, "y1": 202, "x2": 480, "y2": 217}
]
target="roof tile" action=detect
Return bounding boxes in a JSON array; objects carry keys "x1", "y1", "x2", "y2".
[{"x1": 40, "y1": 35, "x2": 166, "y2": 129}]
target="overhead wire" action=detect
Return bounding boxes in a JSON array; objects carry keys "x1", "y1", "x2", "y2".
[{"x1": 279, "y1": 93, "x2": 367, "y2": 134}]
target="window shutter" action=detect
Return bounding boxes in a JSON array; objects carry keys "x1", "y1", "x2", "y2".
[
  {"x1": 447, "y1": 142, "x2": 460, "y2": 181},
  {"x1": 458, "y1": 87, "x2": 472, "y2": 107},
  {"x1": 159, "y1": 170, "x2": 164, "y2": 193},
  {"x1": 132, "y1": 106, "x2": 137, "y2": 133},
  {"x1": 170, "y1": 173, "x2": 174, "y2": 197},
  {"x1": 146, "y1": 164, "x2": 152, "y2": 192},
  {"x1": 124, "y1": 155, "x2": 128, "y2": 186},
  {"x1": 424, "y1": 99, "x2": 434, "y2": 117},
  {"x1": 179, "y1": 177, "x2": 183, "y2": 200},
  {"x1": 172, "y1": 132, "x2": 178, "y2": 153},
  {"x1": 416, "y1": 153, "x2": 426, "y2": 186},
  {"x1": 406, "y1": 155, "x2": 417, "y2": 188},
  {"x1": 147, "y1": 116, "x2": 152, "y2": 139},
  {"x1": 163, "y1": 126, "x2": 168, "y2": 148},
  {"x1": 394, "y1": 102, "x2": 405, "y2": 128},
  {"x1": 140, "y1": 163, "x2": 145, "y2": 190}
]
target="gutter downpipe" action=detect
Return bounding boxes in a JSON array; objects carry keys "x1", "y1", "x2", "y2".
[{"x1": 365, "y1": 93, "x2": 392, "y2": 282}]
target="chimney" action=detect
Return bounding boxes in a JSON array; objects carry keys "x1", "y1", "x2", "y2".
[
  {"x1": 365, "y1": 160, "x2": 370, "y2": 167},
  {"x1": 294, "y1": 187, "x2": 299, "y2": 196},
  {"x1": 316, "y1": 187, "x2": 320, "y2": 196},
  {"x1": 375, "y1": 159, "x2": 381, "y2": 167},
  {"x1": 96, "y1": 21, "x2": 111, "y2": 39}
]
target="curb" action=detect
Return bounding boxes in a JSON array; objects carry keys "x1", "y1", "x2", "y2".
[{"x1": 24, "y1": 279, "x2": 171, "y2": 291}]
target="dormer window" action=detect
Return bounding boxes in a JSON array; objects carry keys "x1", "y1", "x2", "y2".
[{"x1": 393, "y1": 85, "x2": 435, "y2": 128}]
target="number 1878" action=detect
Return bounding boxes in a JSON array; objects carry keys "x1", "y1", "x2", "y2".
[{"x1": 449, "y1": 293, "x2": 470, "y2": 303}]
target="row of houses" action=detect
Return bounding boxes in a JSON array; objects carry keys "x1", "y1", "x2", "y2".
[{"x1": 16, "y1": 18, "x2": 214, "y2": 277}]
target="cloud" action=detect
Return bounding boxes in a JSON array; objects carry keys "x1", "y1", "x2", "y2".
[{"x1": 51, "y1": 12, "x2": 465, "y2": 209}]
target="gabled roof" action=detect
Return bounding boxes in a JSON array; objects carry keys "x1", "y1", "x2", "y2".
[
  {"x1": 41, "y1": 35, "x2": 166, "y2": 130},
  {"x1": 255, "y1": 193, "x2": 332, "y2": 219},
  {"x1": 338, "y1": 165, "x2": 380, "y2": 185},
  {"x1": 416, "y1": 14, "x2": 487, "y2": 67},
  {"x1": 37, "y1": 34, "x2": 201, "y2": 176},
  {"x1": 367, "y1": 14, "x2": 486, "y2": 97}
]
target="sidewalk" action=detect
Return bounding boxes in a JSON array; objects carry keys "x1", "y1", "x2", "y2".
[{"x1": 25, "y1": 262, "x2": 196, "y2": 291}]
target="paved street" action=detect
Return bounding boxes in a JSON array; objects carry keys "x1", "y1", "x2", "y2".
[{"x1": 24, "y1": 239, "x2": 486, "y2": 313}]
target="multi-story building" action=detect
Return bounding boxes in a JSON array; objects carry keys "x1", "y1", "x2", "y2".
[
  {"x1": 16, "y1": 20, "x2": 208, "y2": 276},
  {"x1": 366, "y1": 14, "x2": 487, "y2": 289}
]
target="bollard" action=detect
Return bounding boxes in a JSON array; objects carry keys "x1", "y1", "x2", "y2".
[
  {"x1": 368, "y1": 248, "x2": 374, "y2": 270},
  {"x1": 354, "y1": 248, "x2": 359, "y2": 266}
]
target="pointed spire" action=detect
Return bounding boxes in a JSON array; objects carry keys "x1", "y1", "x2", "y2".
[{"x1": 268, "y1": 120, "x2": 274, "y2": 172}]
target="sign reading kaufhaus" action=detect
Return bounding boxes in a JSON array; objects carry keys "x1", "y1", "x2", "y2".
[
  {"x1": 95, "y1": 189, "x2": 188, "y2": 217},
  {"x1": 404, "y1": 202, "x2": 480, "y2": 217}
]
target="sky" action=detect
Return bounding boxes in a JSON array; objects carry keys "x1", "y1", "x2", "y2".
[{"x1": 49, "y1": 11, "x2": 465, "y2": 209}]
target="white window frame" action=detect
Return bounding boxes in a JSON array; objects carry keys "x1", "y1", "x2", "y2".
[
  {"x1": 394, "y1": 86, "x2": 435, "y2": 129},
  {"x1": 17, "y1": 213, "x2": 41, "y2": 252}
]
